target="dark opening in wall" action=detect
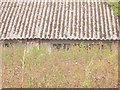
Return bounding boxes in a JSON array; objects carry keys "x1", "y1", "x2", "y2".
[
  {"x1": 53, "y1": 44, "x2": 71, "y2": 50},
  {"x1": 53, "y1": 44, "x2": 62, "y2": 50},
  {"x1": 52, "y1": 42, "x2": 114, "y2": 51},
  {"x1": 4, "y1": 43, "x2": 12, "y2": 47}
]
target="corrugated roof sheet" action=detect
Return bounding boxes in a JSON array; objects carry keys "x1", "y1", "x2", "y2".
[{"x1": 0, "y1": 1, "x2": 120, "y2": 40}]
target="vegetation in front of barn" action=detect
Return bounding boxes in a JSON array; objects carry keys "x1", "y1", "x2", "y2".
[
  {"x1": 2, "y1": 43, "x2": 118, "y2": 88},
  {"x1": 107, "y1": 1, "x2": 120, "y2": 17}
]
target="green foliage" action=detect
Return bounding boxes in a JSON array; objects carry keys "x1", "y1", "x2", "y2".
[
  {"x1": 106, "y1": 2, "x2": 120, "y2": 17},
  {"x1": 27, "y1": 80, "x2": 31, "y2": 88}
]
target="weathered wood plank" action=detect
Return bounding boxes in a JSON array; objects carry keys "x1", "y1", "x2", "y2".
[
  {"x1": 118, "y1": 41, "x2": 120, "y2": 87},
  {"x1": 0, "y1": 41, "x2": 3, "y2": 89}
]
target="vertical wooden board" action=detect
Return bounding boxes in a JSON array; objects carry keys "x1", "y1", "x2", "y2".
[
  {"x1": 34, "y1": 40, "x2": 40, "y2": 49},
  {"x1": 47, "y1": 42, "x2": 52, "y2": 54},
  {"x1": 118, "y1": 41, "x2": 120, "y2": 88},
  {"x1": 99, "y1": 42, "x2": 102, "y2": 51},
  {"x1": 111, "y1": 41, "x2": 115, "y2": 51},
  {"x1": 39, "y1": 40, "x2": 52, "y2": 53},
  {"x1": 0, "y1": 41, "x2": 3, "y2": 89},
  {"x1": 26, "y1": 39, "x2": 39, "y2": 50}
]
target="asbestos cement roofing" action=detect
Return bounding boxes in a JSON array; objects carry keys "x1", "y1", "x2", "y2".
[{"x1": 0, "y1": 0, "x2": 120, "y2": 40}]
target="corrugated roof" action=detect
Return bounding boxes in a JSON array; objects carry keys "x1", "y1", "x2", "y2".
[{"x1": 0, "y1": 1, "x2": 120, "y2": 40}]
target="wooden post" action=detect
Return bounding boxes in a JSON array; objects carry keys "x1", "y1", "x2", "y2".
[
  {"x1": 38, "y1": 39, "x2": 40, "y2": 49},
  {"x1": 112, "y1": 41, "x2": 117, "y2": 51},
  {"x1": 109, "y1": 41, "x2": 112, "y2": 52},
  {"x1": 26, "y1": 39, "x2": 40, "y2": 53},
  {"x1": 118, "y1": 41, "x2": 120, "y2": 88},
  {"x1": 0, "y1": 41, "x2": 3, "y2": 89},
  {"x1": 87, "y1": 43, "x2": 89, "y2": 53},
  {"x1": 99, "y1": 42, "x2": 102, "y2": 51},
  {"x1": 35, "y1": 40, "x2": 40, "y2": 49},
  {"x1": 39, "y1": 40, "x2": 52, "y2": 53},
  {"x1": 47, "y1": 41, "x2": 51, "y2": 54}
]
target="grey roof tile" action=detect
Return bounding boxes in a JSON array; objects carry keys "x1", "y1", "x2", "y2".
[{"x1": 0, "y1": 1, "x2": 119, "y2": 40}]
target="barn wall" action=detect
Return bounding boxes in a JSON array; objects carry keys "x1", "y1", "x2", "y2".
[
  {"x1": 26, "y1": 39, "x2": 39, "y2": 49},
  {"x1": 0, "y1": 39, "x2": 119, "y2": 50}
]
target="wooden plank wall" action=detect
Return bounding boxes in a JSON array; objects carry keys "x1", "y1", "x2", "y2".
[{"x1": 0, "y1": 39, "x2": 119, "y2": 51}]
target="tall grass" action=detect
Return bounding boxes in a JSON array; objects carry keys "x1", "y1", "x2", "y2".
[{"x1": 2, "y1": 44, "x2": 118, "y2": 88}]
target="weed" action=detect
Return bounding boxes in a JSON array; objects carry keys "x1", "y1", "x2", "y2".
[{"x1": 2, "y1": 44, "x2": 118, "y2": 88}]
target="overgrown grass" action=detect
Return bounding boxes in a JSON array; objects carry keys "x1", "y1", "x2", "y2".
[{"x1": 2, "y1": 44, "x2": 118, "y2": 88}]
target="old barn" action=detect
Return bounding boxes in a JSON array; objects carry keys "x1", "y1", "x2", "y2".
[{"x1": 0, "y1": 0, "x2": 120, "y2": 50}]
